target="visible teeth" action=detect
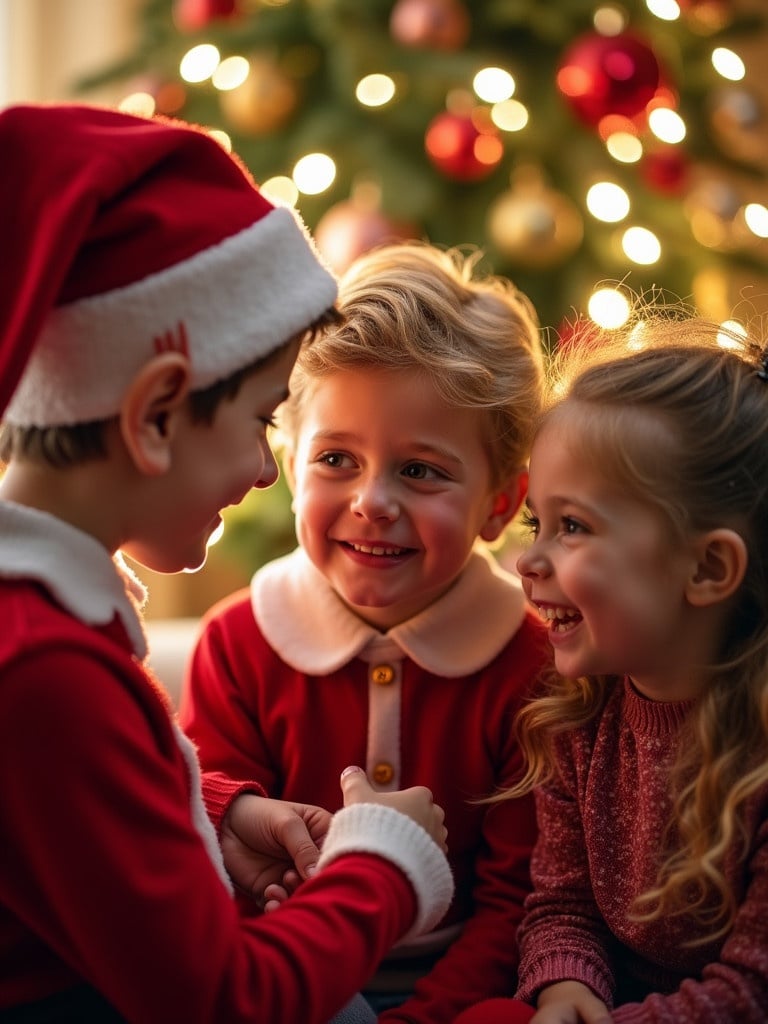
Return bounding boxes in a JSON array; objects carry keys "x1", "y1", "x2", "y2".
[
  {"x1": 352, "y1": 543, "x2": 404, "y2": 556},
  {"x1": 538, "y1": 604, "x2": 578, "y2": 621}
]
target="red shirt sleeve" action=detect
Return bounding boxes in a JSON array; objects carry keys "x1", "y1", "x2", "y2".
[{"x1": 0, "y1": 646, "x2": 419, "y2": 1023}]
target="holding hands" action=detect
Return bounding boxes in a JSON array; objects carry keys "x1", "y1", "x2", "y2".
[
  {"x1": 224, "y1": 766, "x2": 448, "y2": 909},
  {"x1": 339, "y1": 765, "x2": 448, "y2": 852}
]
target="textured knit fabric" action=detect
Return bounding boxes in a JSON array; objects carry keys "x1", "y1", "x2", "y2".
[
  {"x1": 514, "y1": 677, "x2": 768, "y2": 1022},
  {"x1": 180, "y1": 546, "x2": 551, "y2": 1024},
  {"x1": 0, "y1": 501, "x2": 452, "y2": 1024}
]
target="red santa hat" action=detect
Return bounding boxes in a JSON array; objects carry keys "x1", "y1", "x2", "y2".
[{"x1": 0, "y1": 103, "x2": 338, "y2": 427}]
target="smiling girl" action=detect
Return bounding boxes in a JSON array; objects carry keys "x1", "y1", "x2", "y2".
[{"x1": 455, "y1": 312, "x2": 768, "y2": 1023}]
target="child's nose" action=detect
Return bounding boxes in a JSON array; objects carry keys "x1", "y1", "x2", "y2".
[
  {"x1": 516, "y1": 540, "x2": 549, "y2": 579},
  {"x1": 254, "y1": 443, "x2": 280, "y2": 490},
  {"x1": 351, "y1": 477, "x2": 399, "y2": 521}
]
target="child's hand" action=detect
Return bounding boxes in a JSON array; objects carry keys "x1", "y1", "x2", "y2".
[
  {"x1": 339, "y1": 765, "x2": 448, "y2": 851},
  {"x1": 221, "y1": 794, "x2": 331, "y2": 900},
  {"x1": 532, "y1": 981, "x2": 611, "y2": 1024}
]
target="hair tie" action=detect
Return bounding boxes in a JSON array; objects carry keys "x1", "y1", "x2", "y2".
[{"x1": 756, "y1": 349, "x2": 768, "y2": 382}]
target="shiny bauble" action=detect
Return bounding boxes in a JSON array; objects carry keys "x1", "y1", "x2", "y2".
[
  {"x1": 219, "y1": 56, "x2": 298, "y2": 136},
  {"x1": 389, "y1": 0, "x2": 471, "y2": 51},
  {"x1": 173, "y1": 0, "x2": 238, "y2": 32},
  {"x1": 314, "y1": 200, "x2": 419, "y2": 275},
  {"x1": 557, "y1": 31, "x2": 662, "y2": 126},
  {"x1": 640, "y1": 146, "x2": 690, "y2": 195},
  {"x1": 424, "y1": 110, "x2": 503, "y2": 182},
  {"x1": 488, "y1": 183, "x2": 583, "y2": 268}
]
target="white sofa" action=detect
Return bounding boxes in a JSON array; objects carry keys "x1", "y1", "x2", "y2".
[{"x1": 145, "y1": 617, "x2": 201, "y2": 710}]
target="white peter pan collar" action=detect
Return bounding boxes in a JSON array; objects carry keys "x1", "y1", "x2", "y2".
[
  {"x1": 251, "y1": 545, "x2": 526, "y2": 677},
  {"x1": 0, "y1": 500, "x2": 148, "y2": 659}
]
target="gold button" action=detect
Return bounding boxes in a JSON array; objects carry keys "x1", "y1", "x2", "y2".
[
  {"x1": 372, "y1": 762, "x2": 394, "y2": 785},
  {"x1": 371, "y1": 663, "x2": 395, "y2": 685}
]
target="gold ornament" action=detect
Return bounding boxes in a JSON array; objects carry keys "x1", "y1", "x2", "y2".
[
  {"x1": 219, "y1": 55, "x2": 299, "y2": 136},
  {"x1": 488, "y1": 169, "x2": 583, "y2": 268}
]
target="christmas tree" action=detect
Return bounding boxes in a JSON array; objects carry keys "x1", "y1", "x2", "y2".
[
  {"x1": 83, "y1": 0, "x2": 768, "y2": 336},
  {"x1": 80, "y1": 0, "x2": 768, "y2": 588}
]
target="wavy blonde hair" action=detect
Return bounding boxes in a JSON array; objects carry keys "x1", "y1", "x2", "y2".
[
  {"x1": 509, "y1": 309, "x2": 768, "y2": 943},
  {"x1": 279, "y1": 241, "x2": 545, "y2": 490}
]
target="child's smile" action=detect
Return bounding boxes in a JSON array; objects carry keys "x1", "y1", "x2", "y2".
[
  {"x1": 517, "y1": 404, "x2": 724, "y2": 701},
  {"x1": 288, "y1": 366, "x2": 502, "y2": 630}
]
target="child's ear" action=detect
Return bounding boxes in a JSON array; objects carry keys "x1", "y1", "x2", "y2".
[
  {"x1": 479, "y1": 470, "x2": 528, "y2": 543},
  {"x1": 119, "y1": 353, "x2": 192, "y2": 475},
  {"x1": 685, "y1": 528, "x2": 748, "y2": 607}
]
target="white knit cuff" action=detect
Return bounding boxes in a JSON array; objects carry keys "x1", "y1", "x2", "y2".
[{"x1": 317, "y1": 803, "x2": 454, "y2": 940}]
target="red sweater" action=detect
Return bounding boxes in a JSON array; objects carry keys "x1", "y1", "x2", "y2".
[
  {"x1": 181, "y1": 547, "x2": 551, "y2": 1024},
  {"x1": 0, "y1": 503, "x2": 452, "y2": 1023},
  {"x1": 515, "y1": 677, "x2": 768, "y2": 1022}
]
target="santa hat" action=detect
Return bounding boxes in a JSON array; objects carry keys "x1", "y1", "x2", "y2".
[{"x1": 0, "y1": 103, "x2": 338, "y2": 427}]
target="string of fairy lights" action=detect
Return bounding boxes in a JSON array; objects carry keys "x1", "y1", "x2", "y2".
[{"x1": 116, "y1": 0, "x2": 768, "y2": 336}]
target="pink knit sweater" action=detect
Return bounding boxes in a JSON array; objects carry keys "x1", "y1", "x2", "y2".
[{"x1": 515, "y1": 677, "x2": 768, "y2": 1022}]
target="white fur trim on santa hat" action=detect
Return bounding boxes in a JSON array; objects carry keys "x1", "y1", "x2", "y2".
[{"x1": 6, "y1": 205, "x2": 337, "y2": 428}]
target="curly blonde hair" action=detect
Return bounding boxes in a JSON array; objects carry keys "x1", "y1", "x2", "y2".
[
  {"x1": 509, "y1": 309, "x2": 768, "y2": 943},
  {"x1": 278, "y1": 241, "x2": 545, "y2": 491}
]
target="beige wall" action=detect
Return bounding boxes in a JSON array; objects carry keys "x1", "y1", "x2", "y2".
[{"x1": 2, "y1": 0, "x2": 141, "y2": 105}]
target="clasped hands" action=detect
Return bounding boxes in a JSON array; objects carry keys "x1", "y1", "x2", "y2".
[{"x1": 219, "y1": 764, "x2": 447, "y2": 910}]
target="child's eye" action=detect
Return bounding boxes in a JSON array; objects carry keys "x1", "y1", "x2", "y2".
[
  {"x1": 519, "y1": 508, "x2": 539, "y2": 536},
  {"x1": 317, "y1": 451, "x2": 353, "y2": 469},
  {"x1": 561, "y1": 516, "x2": 586, "y2": 535},
  {"x1": 402, "y1": 462, "x2": 441, "y2": 481}
]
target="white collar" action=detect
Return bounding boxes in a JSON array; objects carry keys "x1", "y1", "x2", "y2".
[
  {"x1": 0, "y1": 501, "x2": 148, "y2": 659},
  {"x1": 251, "y1": 546, "x2": 525, "y2": 677}
]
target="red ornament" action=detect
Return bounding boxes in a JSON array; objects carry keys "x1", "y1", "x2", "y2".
[
  {"x1": 314, "y1": 199, "x2": 419, "y2": 275},
  {"x1": 555, "y1": 316, "x2": 600, "y2": 356},
  {"x1": 390, "y1": 0, "x2": 471, "y2": 51},
  {"x1": 641, "y1": 146, "x2": 690, "y2": 195},
  {"x1": 425, "y1": 110, "x2": 503, "y2": 182},
  {"x1": 173, "y1": 0, "x2": 239, "y2": 33},
  {"x1": 557, "y1": 31, "x2": 662, "y2": 127}
]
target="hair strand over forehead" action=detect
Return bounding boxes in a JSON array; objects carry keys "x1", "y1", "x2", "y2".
[{"x1": 280, "y1": 241, "x2": 545, "y2": 489}]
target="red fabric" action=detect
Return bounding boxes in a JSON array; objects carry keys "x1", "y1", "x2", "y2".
[
  {"x1": 181, "y1": 588, "x2": 550, "y2": 1023},
  {"x1": 0, "y1": 103, "x2": 272, "y2": 417},
  {"x1": 515, "y1": 679, "x2": 768, "y2": 1022},
  {"x1": 453, "y1": 998, "x2": 535, "y2": 1023},
  {"x1": 0, "y1": 580, "x2": 417, "y2": 1023}
]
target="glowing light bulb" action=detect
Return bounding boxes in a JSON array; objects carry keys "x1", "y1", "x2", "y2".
[
  {"x1": 207, "y1": 129, "x2": 232, "y2": 151},
  {"x1": 744, "y1": 203, "x2": 768, "y2": 238},
  {"x1": 622, "y1": 226, "x2": 661, "y2": 264},
  {"x1": 586, "y1": 182, "x2": 630, "y2": 222},
  {"x1": 645, "y1": 0, "x2": 680, "y2": 20},
  {"x1": 606, "y1": 132, "x2": 643, "y2": 163},
  {"x1": 180, "y1": 44, "x2": 220, "y2": 83},
  {"x1": 491, "y1": 99, "x2": 529, "y2": 132},
  {"x1": 356, "y1": 74, "x2": 396, "y2": 107},
  {"x1": 588, "y1": 287, "x2": 631, "y2": 328},
  {"x1": 717, "y1": 320, "x2": 747, "y2": 350},
  {"x1": 712, "y1": 47, "x2": 745, "y2": 82},
  {"x1": 648, "y1": 107, "x2": 686, "y2": 144},
  {"x1": 473, "y1": 67, "x2": 515, "y2": 103},
  {"x1": 292, "y1": 153, "x2": 336, "y2": 195},
  {"x1": 212, "y1": 55, "x2": 250, "y2": 91},
  {"x1": 260, "y1": 176, "x2": 300, "y2": 206},
  {"x1": 593, "y1": 6, "x2": 626, "y2": 34},
  {"x1": 118, "y1": 92, "x2": 156, "y2": 117}
]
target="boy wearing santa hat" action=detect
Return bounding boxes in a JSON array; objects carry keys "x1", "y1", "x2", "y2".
[{"x1": 0, "y1": 103, "x2": 452, "y2": 1024}]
